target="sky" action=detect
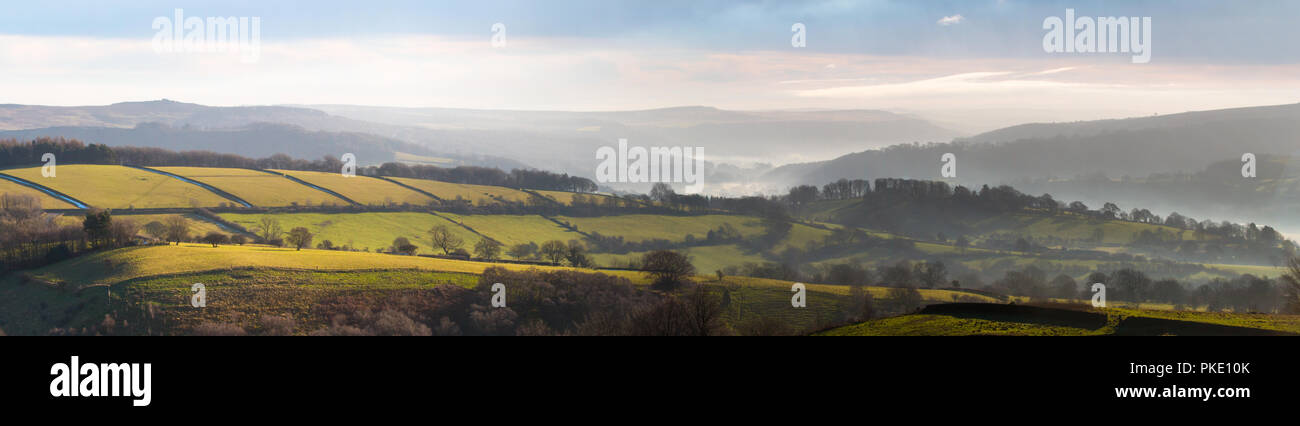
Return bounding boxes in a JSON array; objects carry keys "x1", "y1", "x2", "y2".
[{"x1": 1, "y1": 0, "x2": 1298, "y2": 130}]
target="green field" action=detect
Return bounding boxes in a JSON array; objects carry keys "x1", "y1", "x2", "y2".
[
  {"x1": 970, "y1": 211, "x2": 1205, "y2": 245},
  {"x1": 817, "y1": 314, "x2": 1098, "y2": 336},
  {"x1": 0, "y1": 178, "x2": 76, "y2": 208},
  {"x1": 436, "y1": 213, "x2": 583, "y2": 249},
  {"x1": 2, "y1": 165, "x2": 230, "y2": 208},
  {"x1": 388, "y1": 177, "x2": 535, "y2": 206},
  {"x1": 591, "y1": 244, "x2": 768, "y2": 272},
  {"x1": 555, "y1": 214, "x2": 766, "y2": 243},
  {"x1": 158, "y1": 167, "x2": 347, "y2": 207},
  {"x1": 533, "y1": 190, "x2": 626, "y2": 207},
  {"x1": 220, "y1": 212, "x2": 483, "y2": 254},
  {"x1": 19, "y1": 243, "x2": 608, "y2": 288},
  {"x1": 816, "y1": 303, "x2": 1300, "y2": 336},
  {"x1": 0, "y1": 241, "x2": 1014, "y2": 335},
  {"x1": 394, "y1": 151, "x2": 455, "y2": 166},
  {"x1": 773, "y1": 223, "x2": 834, "y2": 251},
  {"x1": 271, "y1": 170, "x2": 434, "y2": 206},
  {"x1": 56, "y1": 213, "x2": 237, "y2": 239}
]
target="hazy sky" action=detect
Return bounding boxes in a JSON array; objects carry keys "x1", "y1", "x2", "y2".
[{"x1": 1, "y1": 0, "x2": 1297, "y2": 129}]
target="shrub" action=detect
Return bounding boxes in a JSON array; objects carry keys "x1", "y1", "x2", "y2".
[{"x1": 192, "y1": 322, "x2": 248, "y2": 336}]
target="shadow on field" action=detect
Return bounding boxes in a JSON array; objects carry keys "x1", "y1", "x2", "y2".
[
  {"x1": 1112, "y1": 317, "x2": 1294, "y2": 336},
  {"x1": 920, "y1": 303, "x2": 1108, "y2": 330},
  {"x1": 919, "y1": 303, "x2": 1298, "y2": 336}
]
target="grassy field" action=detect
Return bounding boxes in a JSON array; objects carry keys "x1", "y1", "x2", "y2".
[
  {"x1": 220, "y1": 212, "x2": 483, "y2": 254},
  {"x1": 532, "y1": 190, "x2": 626, "y2": 207},
  {"x1": 2, "y1": 165, "x2": 230, "y2": 208},
  {"x1": 19, "y1": 243, "x2": 614, "y2": 288},
  {"x1": 158, "y1": 167, "x2": 348, "y2": 207},
  {"x1": 271, "y1": 170, "x2": 434, "y2": 206},
  {"x1": 63, "y1": 213, "x2": 237, "y2": 238},
  {"x1": 0, "y1": 178, "x2": 76, "y2": 208},
  {"x1": 796, "y1": 199, "x2": 859, "y2": 222},
  {"x1": 591, "y1": 244, "x2": 769, "y2": 272},
  {"x1": 388, "y1": 177, "x2": 535, "y2": 206},
  {"x1": 0, "y1": 241, "x2": 1013, "y2": 334},
  {"x1": 773, "y1": 223, "x2": 833, "y2": 251},
  {"x1": 555, "y1": 214, "x2": 766, "y2": 243},
  {"x1": 436, "y1": 213, "x2": 582, "y2": 249},
  {"x1": 970, "y1": 212, "x2": 1204, "y2": 245},
  {"x1": 816, "y1": 302, "x2": 1300, "y2": 336},
  {"x1": 394, "y1": 151, "x2": 455, "y2": 166},
  {"x1": 816, "y1": 314, "x2": 1098, "y2": 336}
]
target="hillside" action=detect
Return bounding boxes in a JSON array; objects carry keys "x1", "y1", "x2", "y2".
[
  {"x1": 2, "y1": 164, "x2": 1286, "y2": 284},
  {"x1": 0, "y1": 243, "x2": 994, "y2": 335},
  {"x1": 762, "y1": 103, "x2": 1300, "y2": 240},
  {"x1": 768, "y1": 102, "x2": 1300, "y2": 185},
  {"x1": 152, "y1": 167, "x2": 350, "y2": 207},
  {"x1": 816, "y1": 303, "x2": 1300, "y2": 336},
  {"x1": 1, "y1": 164, "x2": 231, "y2": 209}
]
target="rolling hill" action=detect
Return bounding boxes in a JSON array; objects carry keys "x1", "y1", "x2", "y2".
[
  {"x1": 1, "y1": 164, "x2": 230, "y2": 209},
  {"x1": 816, "y1": 303, "x2": 1300, "y2": 336},
  {"x1": 766, "y1": 102, "x2": 1300, "y2": 187},
  {"x1": 0, "y1": 242, "x2": 995, "y2": 335}
]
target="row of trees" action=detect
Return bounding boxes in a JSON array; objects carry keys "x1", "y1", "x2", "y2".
[{"x1": 372, "y1": 162, "x2": 597, "y2": 193}]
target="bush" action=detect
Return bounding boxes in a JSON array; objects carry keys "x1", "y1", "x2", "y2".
[
  {"x1": 641, "y1": 250, "x2": 695, "y2": 291},
  {"x1": 887, "y1": 286, "x2": 924, "y2": 313},
  {"x1": 369, "y1": 310, "x2": 432, "y2": 336},
  {"x1": 191, "y1": 322, "x2": 248, "y2": 336},
  {"x1": 259, "y1": 314, "x2": 296, "y2": 336},
  {"x1": 736, "y1": 316, "x2": 797, "y2": 336}
]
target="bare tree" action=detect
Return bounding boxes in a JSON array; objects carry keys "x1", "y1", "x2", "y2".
[
  {"x1": 428, "y1": 225, "x2": 464, "y2": 255},
  {"x1": 1282, "y1": 257, "x2": 1300, "y2": 314},
  {"x1": 257, "y1": 216, "x2": 283, "y2": 242},
  {"x1": 540, "y1": 240, "x2": 567, "y2": 265},
  {"x1": 163, "y1": 215, "x2": 189, "y2": 245}
]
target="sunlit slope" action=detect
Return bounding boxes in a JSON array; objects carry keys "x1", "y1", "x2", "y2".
[
  {"x1": 816, "y1": 303, "x2": 1300, "y2": 336},
  {"x1": 22, "y1": 242, "x2": 1001, "y2": 301},
  {"x1": 271, "y1": 170, "x2": 434, "y2": 206},
  {"x1": 220, "y1": 212, "x2": 483, "y2": 253},
  {"x1": 2, "y1": 165, "x2": 229, "y2": 208},
  {"x1": 157, "y1": 167, "x2": 347, "y2": 207},
  {"x1": 437, "y1": 213, "x2": 582, "y2": 248},
  {"x1": 388, "y1": 177, "x2": 535, "y2": 205},
  {"x1": 23, "y1": 243, "x2": 645, "y2": 287},
  {"x1": 533, "y1": 190, "x2": 626, "y2": 206},
  {"x1": 555, "y1": 214, "x2": 766, "y2": 243},
  {"x1": 0, "y1": 242, "x2": 1001, "y2": 335},
  {"x1": 0, "y1": 178, "x2": 75, "y2": 208}
]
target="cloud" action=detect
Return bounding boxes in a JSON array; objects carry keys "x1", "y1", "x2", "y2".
[{"x1": 936, "y1": 15, "x2": 964, "y2": 26}]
